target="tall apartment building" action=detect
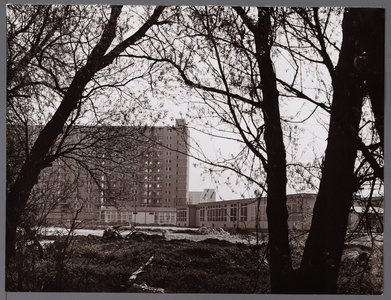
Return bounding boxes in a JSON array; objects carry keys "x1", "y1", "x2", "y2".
[
  {"x1": 138, "y1": 118, "x2": 189, "y2": 209},
  {"x1": 34, "y1": 119, "x2": 189, "y2": 225}
]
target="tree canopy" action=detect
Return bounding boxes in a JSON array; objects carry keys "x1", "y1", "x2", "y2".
[{"x1": 6, "y1": 4, "x2": 168, "y2": 264}]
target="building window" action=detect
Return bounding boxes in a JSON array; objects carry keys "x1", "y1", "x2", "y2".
[
  {"x1": 240, "y1": 204, "x2": 248, "y2": 222},
  {"x1": 200, "y1": 207, "x2": 205, "y2": 222},
  {"x1": 289, "y1": 203, "x2": 300, "y2": 221},
  {"x1": 159, "y1": 214, "x2": 165, "y2": 223},
  {"x1": 230, "y1": 204, "x2": 237, "y2": 222},
  {"x1": 177, "y1": 209, "x2": 187, "y2": 222}
]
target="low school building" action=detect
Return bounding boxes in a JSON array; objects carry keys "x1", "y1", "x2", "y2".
[{"x1": 176, "y1": 193, "x2": 317, "y2": 231}]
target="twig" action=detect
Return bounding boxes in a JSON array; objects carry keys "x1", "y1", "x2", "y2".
[
  {"x1": 132, "y1": 282, "x2": 165, "y2": 293},
  {"x1": 128, "y1": 253, "x2": 154, "y2": 282}
]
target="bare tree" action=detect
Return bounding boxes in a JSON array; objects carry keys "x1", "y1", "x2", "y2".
[
  {"x1": 6, "y1": 4, "x2": 167, "y2": 264},
  {"x1": 7, "y1": 4, "x2": 384, "y2": 293},
  {"x1": 134, "y1": 6, "x2": 384, "y2": 293}
]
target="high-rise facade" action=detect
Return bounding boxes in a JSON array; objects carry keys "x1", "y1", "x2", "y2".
[
  {"x1": 134, "y1": 118, "x2": 189, "y2": 209},
  {"x1": 36, "y1": 119, "x2": 189, "y2": 224}
]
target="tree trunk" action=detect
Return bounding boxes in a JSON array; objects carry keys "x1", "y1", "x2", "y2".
[
  {"x1": 6, "y1": 6, "x2": 165, "y2": 265},
  {"x1": 6, "y1": 73, "x2": 91, "y2": 265},
  {"x1": 361, "y1": 9, "x2": 385, "y2": 151},
  {"x1": 5, "y1": 5, "x2": 124, "y2": 265},
  {"x1": 254, "y1": 8, "x2": 293, "y2": 293},
  {"x1": 298, "y1": 8, "x2": 367, "y2": 293},
  {"x1": 231, "y1": 7, "x2": 382, "y2": 294}
]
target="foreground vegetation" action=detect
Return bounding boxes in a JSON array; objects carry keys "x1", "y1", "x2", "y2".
[{"x1": 6, "y1": 229, "x2": 382, "y2": 294}]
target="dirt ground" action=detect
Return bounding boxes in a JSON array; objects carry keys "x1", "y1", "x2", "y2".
[
  {"x1": 6, "y1": 226, "x2": 383, "y2": 294},
  {"x1": 41, "y1": 225, "x2": 262, "y2": 245}
]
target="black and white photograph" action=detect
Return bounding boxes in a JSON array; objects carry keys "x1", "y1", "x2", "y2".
[{"x1": 5, "y1": 3, "x2": 384, "y2": 295}]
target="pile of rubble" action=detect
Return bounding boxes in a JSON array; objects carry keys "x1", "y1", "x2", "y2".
[{"x1": 196, "y1": 227, "x2": 230, "y2": 236}]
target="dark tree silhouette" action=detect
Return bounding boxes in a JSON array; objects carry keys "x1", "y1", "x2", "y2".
[
  {"x1": 6, "y1": 5, "x2": 383, "y2": 294},
  {"x1": 138, "y1": 6, "x2": 384, "y2": 293},
  {"x1": 6, "y1": 5, "x2": 166, "y2": 265}
]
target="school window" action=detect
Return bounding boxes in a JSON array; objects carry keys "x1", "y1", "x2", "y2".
[
  {"x1": 240, "y1": 204, "x2": 248, "y2": 222},
  {"x1": 199, "y1": 207, "x2": 205, "y2": 222},
  {"x1": 230, "y1": 204, "x2": 237, "y2": 222}
]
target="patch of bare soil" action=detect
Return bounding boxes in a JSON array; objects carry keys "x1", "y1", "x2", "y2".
[
  {"x1": 6, "y1": 231, "x2": 270, "y2": 293},
  {"x1": 6, "y1": 228, "x2": 382, "y2": 294},
  {"x1": 162, "y1": 226, "x2": 256, "y2": 244}
]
